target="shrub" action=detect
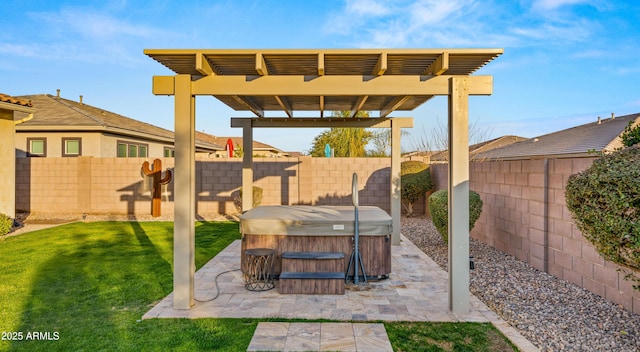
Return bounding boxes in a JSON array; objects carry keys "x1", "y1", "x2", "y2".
[
  {"x1": 428, "y1": 189, "x2": 483, "y2": 243},
  {"x1": 565, "y1": 145, "x2": 640, "y2": 288},
  {"x1": 621, "y1": 121, "x2": 640, "y2": 147},
  {"x1": 401, "y1": 161, "x2": 433, "y2": 216},
  {"x1": 236, "y1": 186, "x2": 263, "y2": 210},
  {"x1": 0, "y1": 214, "x2": 12, "y2": 236}
]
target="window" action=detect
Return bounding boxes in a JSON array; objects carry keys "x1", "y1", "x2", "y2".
[
  {"x1": 117, "y1": 143, "x2": 127, "y2": 157},
  {"x1": 117, "y1": 140, "x2": 148, "y2": 157},
  {"x1": 62, "y1": 138, "x2": 82, "y2": 157},
  {"x1": 27, "y1": 138, "x2": 47, "y2": 157},
  {"x1": 164, "y1": 147, "x2": 175, "y2": 157}
]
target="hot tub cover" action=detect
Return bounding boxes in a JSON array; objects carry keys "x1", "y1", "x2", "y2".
[{"x1": 239, "y1": 205, "x2": 392, "y2": 236}]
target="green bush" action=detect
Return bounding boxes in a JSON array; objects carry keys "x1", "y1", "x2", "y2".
[
  {"x1": 428, "y1": 189, "x2": 483, "y2": 243},
  {"x1": 237, "y1": 186, "x2": 263, "y2": 209},
  {"x1": 401, "y1": 161, "x2": 433, "y2": 216},
  {"x1": 621, "y1": 121, "x2": 640, "y2": 147},
  {"x1": 565, "y1": 145, "x2": 640, "y2": 288},
  {"x1": 0, "y1": 214, "x2": 12, "y2": 236}
]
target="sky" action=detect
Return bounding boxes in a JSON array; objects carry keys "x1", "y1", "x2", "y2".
[{"x1": 2, "y1": 0, "x2": 639, "y2": 153}]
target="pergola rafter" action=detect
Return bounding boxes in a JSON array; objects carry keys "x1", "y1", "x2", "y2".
[{"x1": 145, "y1": 48, "x2": 502, "y2": 314}]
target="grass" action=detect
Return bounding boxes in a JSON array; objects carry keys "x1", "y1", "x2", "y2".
[
  {"x1": 0, "y1": 221, "x2": 253, "y2": 351},
  {"x1": 0, "y1": 221, "x2": 518, "y2": 351},
  {"x1": 385, "y1": 321, "x2": 517, "y2": 352}
]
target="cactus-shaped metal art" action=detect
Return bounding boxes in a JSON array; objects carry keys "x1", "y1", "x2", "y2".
[{"x1": 142, "y1": 159, "x2": 172, "y2": 217}]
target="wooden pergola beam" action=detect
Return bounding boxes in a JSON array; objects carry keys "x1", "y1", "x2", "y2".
[
  {"x1": 255, "y1": 53, "x2": 269, "y2": 76},
  {"x1": 380, "y1": 96, "x2": 411, "y2": 117},
  {"x1": 423, "y1": 52, "x2": 449, "y2": 75},
  {"x1": 153, "y1": 75, "x2": 493, "y2": 96},
  {"x1": 231, "y1": 117, "x2": 413, "y2": 128},
  {"x1": 274, "y1": 96, "x2": 293, "y2": 117},
  {"x1": 231, "y1": 95, "x2": 264, "y2": 117},
  {"x1": 196, "y1": 52, "x2": 215, "y2": 76},
  {"x1": 350, "y1": 96, "x2": 368, "y2": 117},
  {"x1": 373, "y1": 53, "x2": 387, "y2": 75},
  {"x1": 317, "y1": 53, "x2": 325, "y2": 76}
]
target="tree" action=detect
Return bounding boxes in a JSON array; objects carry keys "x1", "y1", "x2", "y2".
[
  {"x1": 621, "y1": 121, "x2": 640, "y2": 147},
  {"x1": 400, "y1": 161, "x2": 433, "y2": 216},
  {"x1": 366, "y1": 128, "x2": 410, "y2": 157},
  {"x1": 410, "y1": 117, "x2": 494, "y2": 160},
  {"x1": 367, "y1": 129, "x2": 391, "y2": 157},
  {"x1": 309, "y1": 111, "x2": 373, "y2": 157}
]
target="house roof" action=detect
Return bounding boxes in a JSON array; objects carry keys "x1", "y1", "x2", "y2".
[
  {"x1": 0, "y1": 93, "x2": 35, "y2": 115},
  {"x1": 15, "y1": 94, "x2": 223, "y2": 151},
  {"x1": 145, "y1": 48, "x2": 502, "y2": 117},
  {"x1": 413, "y1": 135, "x2": 526, "y2": 161},
  {"x1": 477, "y1": 113, "x2": 640, "y2": 160},
  {"x1": 202, "y1": 135, "x2": 283, "y2": 151},
  {"x1": 195, "y1": 132, "x2": 289, "y2": 156},
  {"x1": 0, "y1": 93, "x2": 32, "y2": 107}
]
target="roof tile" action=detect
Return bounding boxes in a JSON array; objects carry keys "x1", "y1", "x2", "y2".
[{"x1": 0, "y1": 93, "x2": 32, "y2": 107}]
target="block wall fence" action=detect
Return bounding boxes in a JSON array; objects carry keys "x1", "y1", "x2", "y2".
[
  {"x1": 432, "y1": 158, "x2": 640, "y2": 314},
  {"x1": 15, "y1": 156, "x2": 416, "y2": 218}
]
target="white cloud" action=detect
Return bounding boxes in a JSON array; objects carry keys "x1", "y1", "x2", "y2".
[
  {"x1": 512, "y1": 19, "x2": 592, "y2": 43},
  {"x1": 5, "y1": 7, "x2": 176, "y2": 65},
  {"x1": 532, "y1": 0, "x2": 589, "y2": 11},
  {"x1": 408, "y1": 0, "x2": 468, "y2": 27},
  {"x1": 33, "y1": 9, "x2": 160, "y2": 41},
  {"x1": 324, "y1": 0, "x2": 609, "y2": 50},
  {"x1": 346, "y1": 0, "x2": 391, "y2": 16},
  {"x1": 0, "y1": 43, "x2": 40, "y2": 58}
]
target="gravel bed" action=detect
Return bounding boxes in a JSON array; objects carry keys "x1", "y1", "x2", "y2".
[{"x1": 402, "y1": 216, "x2": 640, "y2": 352}]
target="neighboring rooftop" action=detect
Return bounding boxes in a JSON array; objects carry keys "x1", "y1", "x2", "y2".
[
  {"x1": 405, "y1": 135, "x2": 526, "y2": 162},
  {"x1": 477, "y1": 113, "x2": 640, "y2": 160},
  {"x1": 0, "y1": 93, "x2": 32, "y2": 108},
  {"x1": 428, "y1": 135, "x2": 527, "y2": 162},
  {"x1": 16, "y1": 93, "x2": 223, "y2": 151}
]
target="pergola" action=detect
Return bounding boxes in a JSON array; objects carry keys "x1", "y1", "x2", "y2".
[{"x1": 144, "y1": 48, "x2": 502, "y2": 313}]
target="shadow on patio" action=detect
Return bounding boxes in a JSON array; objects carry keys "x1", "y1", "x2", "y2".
[{"x1": 142, "y1": 234, "x2": 536, "y2": 350}]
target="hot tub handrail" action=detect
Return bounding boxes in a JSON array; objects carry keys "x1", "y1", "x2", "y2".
[{"x1": 347, "y1": 173, "x2": 367, "y2": 285}]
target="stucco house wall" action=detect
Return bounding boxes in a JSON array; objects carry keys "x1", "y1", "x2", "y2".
[
  {"x1": 0, "y1": 111, "x2": 16, "y2": 218},
  {"x1": 14, "y1": 130, "x2": 222, "y2": 158}
]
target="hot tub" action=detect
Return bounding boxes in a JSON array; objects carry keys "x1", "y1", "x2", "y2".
[{"x1": 239, "y1": 205, "x2": 392, "y2": 279}]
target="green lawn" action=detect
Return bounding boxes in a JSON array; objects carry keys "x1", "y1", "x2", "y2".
[{"x1": 0, "y1": 221, "x2": 517, "y2": 351}]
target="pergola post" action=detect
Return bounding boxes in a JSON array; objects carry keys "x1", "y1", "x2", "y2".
[
  {"x1": 173, "y1": 74, "x2": 196, "y2": 309},
  {"x1": 390, "y1": 119, "x2": 402, "y2": 245},
  {"x1": 241, "y1": 120, "x2": 253, "y2": 211},
  {"x1": 448, "y1": 77, "x2": 470, "y2": 313}
]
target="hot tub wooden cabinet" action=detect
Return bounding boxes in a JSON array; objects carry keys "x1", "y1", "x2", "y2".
[{"x1": 240, "y1": 206, "x2": 392, "y2": 293}]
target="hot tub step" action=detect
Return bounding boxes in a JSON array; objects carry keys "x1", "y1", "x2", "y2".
[
  {"x1": 282, "y1": 251, "x2": 344, "y2": 260},
  {"x1": 281, "y1": 251, "x2": 345, "y2": 273},
  {"x1": 279, "y1": 271, "x2": 345, "y2": 294},
  {"x1": 280, "y1": 272, "x2": 345, "y2": 279}
]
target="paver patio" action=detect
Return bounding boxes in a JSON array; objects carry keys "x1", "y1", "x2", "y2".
[{"x1": 144, "y1": 235, "x2": 538, "y2": 351}]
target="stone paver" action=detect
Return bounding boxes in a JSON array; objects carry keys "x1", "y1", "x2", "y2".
[{"x1": 143, "y1": 236, "x2": 539, "y2": 352}]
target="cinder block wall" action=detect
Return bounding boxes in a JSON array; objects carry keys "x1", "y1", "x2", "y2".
[
  {"x1": 15, "y1": 156, "x2": 395, "y2": 217},
  {"x1": 432, "y1": 158, "x2": 640, "y2": 314}
]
